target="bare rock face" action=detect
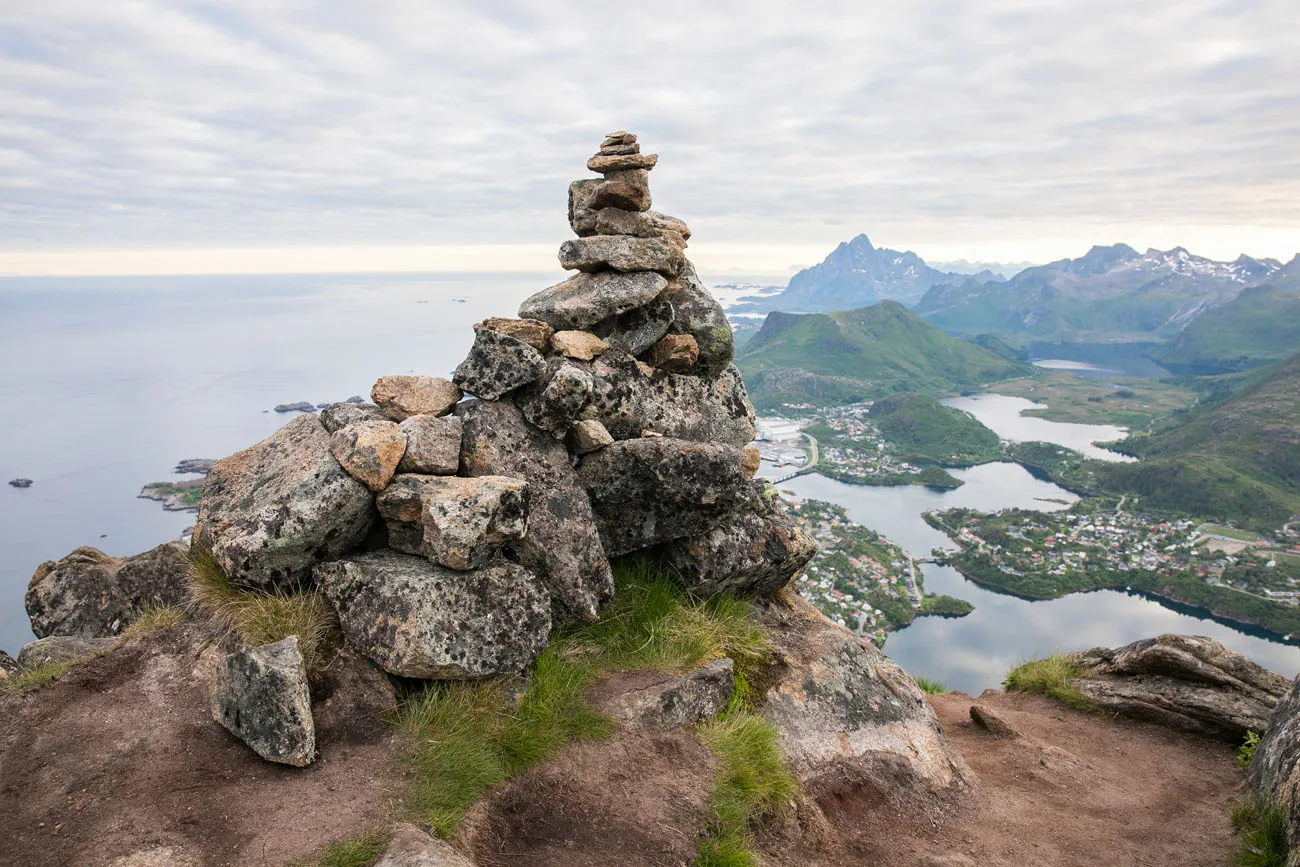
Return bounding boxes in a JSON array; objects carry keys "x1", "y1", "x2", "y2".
[
  {"x1": 475, "y1": 317, "x2": 554, "y2": 352},
  {"x1": 315, "y1": 550, "x2": 551, "y2": 679},
  {"x1": 419, "y1": 476, "x2": 529, "y2": 571},
  {"x1": 375, "y1": 823, "x2": 475, "y2": 867},
  {"x1": 758, "y1": 591, "x2": 974, "y2": 801},
  {"x1": 593, "y1": 658, "x2": 735, "y2": 729},
  {"x1": 577, "y1": 437, "x2": 760, "y2": 556},
  {"x1": 1249, "y1": 675, "x2": 1300, "y2": 855},
  {"x1": 453, "y1": 328, "x2": 549, "y2": 401},
  {"x1": 665, "y1": 261, "x2": 734, "y2": 378},
  {"x1": 591, "y1": 296, "x2": 675, "y2": 356},
  {"x1": 371, "y1": 375, "x2": 462, "y2": 421},
  {"x1": 1070, "y1": 634, "x2": 1290, "y2": 742},
  {"x1": 209, "y1": 636, "x2": 316, "y2": 767},
  {"x1": 398, "y1": 414, "x2": 462, "y2": 475},
  {"x1": 661, "y1": 506, "x2": 817, "y2": 598},
  {"x1": 17, "y1": 635, "x2": 117, "y2": 668},
  {"x1": 518, "y1": 270, "x2": 668, "y2": 331},
  {"x1": 195, "y1": 415, "x2": 376, "y2": 590},
  {"x1": 458, "y1": 400, "x2": 613, "y2": 622},
  {"x1": 25, "y1": 542, "x2": 190, "y2": 639},
  {"x1": 329, "y1": 418, "x2": 407, "y2": 492}
]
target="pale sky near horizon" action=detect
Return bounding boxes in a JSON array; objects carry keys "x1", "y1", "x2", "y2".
[{"x1": 2, "y1": 1, "x2": 1298, "y2": 277}]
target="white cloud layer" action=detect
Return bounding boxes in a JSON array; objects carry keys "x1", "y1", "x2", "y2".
[{"x1": 1, "y1": 0, "x2": 1298, "y2": 273}]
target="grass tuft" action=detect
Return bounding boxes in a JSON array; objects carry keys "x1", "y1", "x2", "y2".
[
  {"x1": 1231, "y1": 794, "x2": 1291, "y2": 867},
  {"x1": 913, "y1": 675, "x2": 948, "y2": 695},
  {"x1": 188, "y1": 546, "x2": 339, "y2": 676},
  {"x1": 696, "y1": 712, "x2": 798, "y2": 866},
  {"x1": 312, "y1": 827, "x2": 391, "y2": 867},
  {"x1": 1004, "y1": 653, "x2": 1098, "y2": 712},
  {"x1": 119, "y1": 604, "x2": 188, "y2": 640},
  {"x1": 1, "y1": 658, "x2": 78, "y2": 694}
]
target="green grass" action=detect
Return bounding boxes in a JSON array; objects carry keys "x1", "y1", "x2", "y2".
[
  {"x1": 188, "y1": 547, "x2": 339, "y2": 676},
  {"x1": 1239, "y1": 731, "x2": 1261, "y2": 768},
  {"x1": 1231, "y1": 794, "x2": 1291, "y2": 867},
  {"x1": 398, "y1": 557, "x2": 771, "y2": 838},
  {"x1": 119, "y1": 604, "x2": 188, "y2": 640},
  {"x1": 913, "y1": 675, "x2": 948, "y2": 695},
  {"x1": 1003, "y1": 654, "x2": 1098, "y2": 712},
  {"x1": 309, "y1": 828, "x2": 391, "y2": 867},
  {"x1": 696, "y1": 712, "x2": 798, "y2": 866},
  {"x1": 1, "y1": 657, "x2": 79, "y2": 694}
]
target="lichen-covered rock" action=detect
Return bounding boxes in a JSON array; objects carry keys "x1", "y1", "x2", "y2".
[
  {"x1": 551, "y1": 330, "x2": 607, "y2": 361},
  {"x1": 458, "y1": 400, "x2": 613, "y2": 622},
  {"x1": 315, "y1": 551, "x2": 551, "y2": 679},
  {"x1": 329, "y1": 418, "x2": 407, "y2": 492},
  {"x1": 371, "y1": 375, "x2": 462, "y2": 421},
  {"x1": 758, "y1": 591, "x2": 974, "y2": 801},
  {"x1": 646, "y1": 333, "x2": 699, "y2": 373},
  {"x1": 665, "y1": 260, "x2": 734, "y2": 378},
  {"x1": 1070, "y1": 634, "x2": 1289, "y2": 742},
  {"x1": 577, "y1": 437, "x2": 760, "y2": 556},
  {"x1": 558, "y1": 235, "x2": 684, "y2": 275},
  {"x1": 375, "y1": 823, "x2": 475, "y2": 867},
  {"x1": 519, "y1": 270, "x2": 668, "y2": 331},
  {"x1": 194, "y1": 415, "x2": 376, "y2": 590},
  {"x1": 209, "y1": 636, "x2": 315, "y2": 767},
  {"x1": 568, "y1": 419, "x2": 614, "y2": 454},
  {"x1": 453, "y1": 328, "x2": 548, "y2": 401},
  {"x1": 581, "y1": 354, "x2": 756, "y2": 446},
  {"x1": 568, "y1": 178, "x2": 601, "y2": 236},
  {"x1": 25, "y1": 542, "x2": 190, "y2": 639},
  {"x1": 519, "y1": 360, "x2": 593, "y2": 438},
  {"x1": 398, "y1": 414, "x2": 463, "y2": 475},
  {"x1": 1249, "y1": 675, "x2": 1300, "y2": 855},
  {"x1": 419, "y1": 476, "x2": 529, "y2": 571},
  {"x1": 661, "y1": 507, "x2": 817, "y2": 597},
  {"x1": 17, "y1": 635, "x2": 117, "y2": 668},
  {"x1": 319, "y1": 401, "x2": 388, "y2": 433},
  {"x1": 594, "y1": 658, "x2": 734, "y2": 729},
  {"x1": 741, "y1": 443, "x2": 761, "y2": 477},
  {"x1": 591, "y1": 296, "x2": 675, "y2": 356},
  {"x1": 475, "y1": 317, "x2": 554, "y2": 352}
]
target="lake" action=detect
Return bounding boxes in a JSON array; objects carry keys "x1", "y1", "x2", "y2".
[{"x1": 943, "y1": 393, "x2": 1134, "y2": 461}]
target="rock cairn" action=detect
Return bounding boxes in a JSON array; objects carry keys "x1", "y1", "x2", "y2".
[{"x1": 188, "y1": 131, "x2": 818, "y2": 764}]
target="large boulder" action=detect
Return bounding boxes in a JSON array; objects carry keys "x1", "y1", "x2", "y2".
[
  {"x1": 315, "y1": 550, "x2": 551, "y2": 679},
  {"x1": 1070, "y1": 634, "x2": 1290, "y2": 742},
  {"x1": 758, "y1": 591, "x2": 974, "y2": 802},
  {"x1": 518, "y1": 270, "x2": 668, "y2": 331},
  {"x1": 665, "y1": 261, "x2": 734, "y2": 378},
  {"x1": 576, "y1": 437, "x2": 760, "y2": 556},
  {"x1": 1249, "y1": 675, "x2": 1300, "y2": 857},
  {"x1": 209, "y1": 636, "x2": 316, "y2": 767},
  {"x1": 194, "y1": 415, "x2": 376, "y2": 590},
  {"x1": 25, "y1": 542, "x2": 190, "y2": 639},
  {"x1": 661, "y1": 505, "x2": 818, "y2": 598},
  {"x1": 453, "y1": 328, "x2": 549, "y2": 401},
  {"x1": 458, "y1": 400, "x2": 613, "y2": 622}
]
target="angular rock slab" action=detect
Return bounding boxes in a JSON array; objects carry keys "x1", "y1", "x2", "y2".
[
  {"x1": 568, "y1": 178, "x2": 601, "y2": 236},
  {"x1": 419, "y1": 475, "x2": 529, "y2": 571},
  {"x1": 371, "y1": 375, "x2": 462, "y2": 421},
  {"x1": 551, "y1": 329, "x2": 607, "y2": 361},
  {"x1": 320, "y1": 401, "x2": 387, "y2": 434},
  {"x1": 647, "y1": 333, "x2": 699, "y2": 372},
  {"x1": 661, "y1": 507, "x2": 818, "y2": 598},
  {"x1": 594, "y1": 658, "x2": 735, "y2": 730},
  {"x1": 594, "y1": 208, "x2": 690, "y2": 242},
  {"x1": 576, "y1": 437, "x2": 760, "y2": 556},
  {"x1": 590, "y1": 170, "x2": 651, "y2": 211},
  {"x1": 398, "y1": 414, "x2": 462, "y2": 475},
  {"x1": 475, "y1": 316, "x2": 554, "y2": 352},
  {"x1": 591, "y1": 296, "x2": 675, "y2": 356},
  {"x1": 316, "y1": 550, "x2": 551, "y2": 679},
  {"x1": 375, "y1": 823, "x2": 475, "y2": 867},
  {"x1": 1070, "y1": 633, "x2": 1290, "y2": 742},
  {"x1": 209, "y1": 636, "x2": 315, "y2": 767},
  {"x1": 25, "y1": 541, "x2": 190, "y2": 639},
  {"x1": 453, "y1": 328, "x2": 548, "y2": 401},
  {"x1": 329, "y1": 418, "x2": 407, "y2": 492},
  {"x1": 568, "y1": 419, "x2": 614, "y2": 454},
  {"x1": 519, "y1": 270, "x2": 668, "y2": 331},
  {"x1": 1249, "y1": 674, "x2": 1300, "y2": 852},
  {"x1": 195, "y1": 415, "x2": 376, "y2": 590},
  {"x1": 458, "y1": 400, "x2": 613, "y2": 622},
  {"x1": 759, "y1": 592, "x2": 974, "y2": 801},
  {"x1": 666, "y1": 260, "x2": 735, "y2": 378},
  {"x1": 519, "y1": 360, "x2": 594, "y2": 438},
  {"x1": 558, "y1": 235, "x2": 684, "y2": 276}
]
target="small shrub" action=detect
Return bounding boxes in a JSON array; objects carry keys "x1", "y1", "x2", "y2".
[
  {"x1": 1003, "y1": 654, "x2": 1098, "y2": 712},
  {"x1": 913, "y1": 675, "x2": 948, "y2": 695},
  {"x1": 696, "y1": 712, "x2": 798, "y2": 866},
  {"x1": 1231, "y1": 794, "x2": 1290, "y2": 867},
  {"x1": 188, "y1": 547, "x2": 339, "y2": 675},
  {"x1": 119, "y1": 604, "x2": 187, "y2": 640},
  {"x1": 1239, "y1": 730, "x2": 1261, "y2": 768},
  {"x1": 312, "y1": 827, "x2": 391, "y2": 867}
]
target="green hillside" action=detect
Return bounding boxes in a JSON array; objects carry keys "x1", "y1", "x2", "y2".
[
  {"x1": 1147, "y1": 285, "x2": 1300, "y2": 375},
  {"x1": 737, "y1": 302, "x2": 1029, "y2": 410},
  {"x1": 867, "y1": 393, "x2": 1003, "y2": 465}
]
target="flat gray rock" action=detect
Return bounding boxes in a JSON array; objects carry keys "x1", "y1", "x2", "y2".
[
  {"x1": 209, "y1": 636, "x2": 315, "y2": 767},
  {"x1": 661, "y1": 505, "x2": 817, "y2": 598},
  {"x1": 558, "y1": 235, "x2": 684, "y2": 275},
  {"x1": 316, "y1": 550, "x2": 551, "y2": 679},
  {"x1": 195, "y1": 415, "x2": 376, "y2": 590},
  {"x1": 453, "y1": 328, "x2": 548, "y2": 401},
  {"x1": 591, "y1": 296, "x2": 675, "y2": 356},
  {"x1": 319, "y1": 401, "x2": 387, "y2": 433},
  {"x1": 518, "y1": 270, "x2": 668, "y2": 331},
  {"x1": 398, "y1": 414, "x2": 463, "y2": 475}
]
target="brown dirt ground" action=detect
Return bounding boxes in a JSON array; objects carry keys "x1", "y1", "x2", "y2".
[{"x1": 0, "y1": 624, "x2": 403, "y2": 867}]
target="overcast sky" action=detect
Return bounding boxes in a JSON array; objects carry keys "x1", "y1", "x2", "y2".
[{"x1": 1, "y1": 1, "x2": 1297, "y2": 275}]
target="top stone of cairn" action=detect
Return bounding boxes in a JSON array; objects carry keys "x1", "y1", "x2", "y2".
[{"x1": 589, "y1": 131, "x2": 658, "y2": 173}]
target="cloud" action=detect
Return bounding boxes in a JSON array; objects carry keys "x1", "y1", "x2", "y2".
[{"x1": 1, "y1": 0, "x2": 1297, "y2": 269}]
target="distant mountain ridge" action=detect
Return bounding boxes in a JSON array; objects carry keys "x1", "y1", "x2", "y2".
[{"x1": 1147, "y1": 282, "x2": 1300, "y2": 375}]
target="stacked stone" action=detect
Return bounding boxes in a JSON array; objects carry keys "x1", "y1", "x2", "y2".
[{"x1": 190, "y1": 132, "x2": 817, "y2": 764}]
